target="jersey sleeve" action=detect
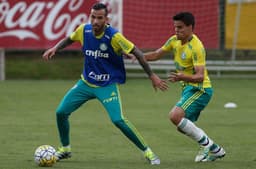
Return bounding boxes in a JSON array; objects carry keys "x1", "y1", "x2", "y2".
[
  {"x1": 161, "y1": 35, "x2": 176, "y2": 52},
  {"x1": 111, "y1": 33, "x2": 134, "y2": 55},
  {"x1": 70, "y1": 24, "x2": 84, "y2": 45},
  {"x1": 193, "y1": 46, "x2": 206, "y2": 66}
]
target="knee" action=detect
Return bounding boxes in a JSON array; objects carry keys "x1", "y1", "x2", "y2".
[
  {"x1": 169, "y1": 107, "x2": 185, "y2": 126},
  {"x1": 169, "y1": 111, "x2": 177, "y2": 125},
  {"x1": 56, "y1": 107, "x2": 70, "y2": 119},
  {"x1": 112, "y1": 119, "x2": 125, "y2": 128}
]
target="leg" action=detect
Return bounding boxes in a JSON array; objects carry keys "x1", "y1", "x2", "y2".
[
  {"x1": 95, "y1": 84, "x2": 160, "y2": 164},
  {"x1": 170, "y1": 106, "x2": 211, "y2": 145},
  {"x1": 55, "y1": 80, "x2": 95, "y2": 160},
  {"x1": 169, "y1": 86, "x2": 225, "y2": 162}
]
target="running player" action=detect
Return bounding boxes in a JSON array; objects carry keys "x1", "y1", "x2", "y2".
[
  {"x1": 42, "y1": 2, "x2": 168, "y2": 165},
  {"x1": 143, "y1": 12, "x2": 226, "y2": 162}
]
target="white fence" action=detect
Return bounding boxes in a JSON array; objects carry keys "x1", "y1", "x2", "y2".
[{"x1": 124, "y1": 59, "x2": 256, "y2": 78}]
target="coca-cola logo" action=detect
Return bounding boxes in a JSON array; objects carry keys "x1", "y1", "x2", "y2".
[
  {"x1": 0, "y1": 0, "x2": 122, "y2": 49},
  {"x1": 0, "y1": 0, "x2": 88, "y2": 40}
]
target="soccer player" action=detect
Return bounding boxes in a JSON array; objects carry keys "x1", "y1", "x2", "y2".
[
  {"x1": 143, "y1": 12, "x2": 226, "y2": 162},
  {"x1": 42, "y1": 2, "x2": 168, "y2": 165}
]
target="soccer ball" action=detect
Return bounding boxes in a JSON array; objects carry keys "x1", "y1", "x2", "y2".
[{"x1": 34, "y1": 145, "x2": 57, "y2": 167}]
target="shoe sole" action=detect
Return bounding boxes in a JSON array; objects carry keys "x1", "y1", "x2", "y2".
[
  {"x1": 202, "y1": 152, "x2": 226, "y2": 162},
  {"x1": 150, "y1": 159, "x2": 160, "y2": 165},
  {"x1": 56, "y1": 154, "x2": 72, "y2": 161}
]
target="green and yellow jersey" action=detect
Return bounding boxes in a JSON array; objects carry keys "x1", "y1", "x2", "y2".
[
  {"x1": 161, "y1": 34, "x2": 211, "y2": 88},
  {"x1": 70, "y1": 24, "x2": 134, "y2": 55},
  {"x1": 69, "y1": 24, "x2": 136, "y2": 87}
]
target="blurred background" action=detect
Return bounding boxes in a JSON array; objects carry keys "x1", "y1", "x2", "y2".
[{"x1": 1, "y1": 0, "x2": 256, "y2": 80}]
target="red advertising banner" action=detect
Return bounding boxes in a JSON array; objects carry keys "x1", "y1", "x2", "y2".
[
  {"x1": 0, "y1": 0, "x2": 99, "y2": 49},
  {"x1": 0, "y1": 0, "x2": 219, "y2": 50},
  {"x1": 123, "y1": 0, "x2": 220, "y2": 49}
]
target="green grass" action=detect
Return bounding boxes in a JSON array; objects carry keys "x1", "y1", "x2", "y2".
[{"x1": 0, "y1": 78, "x2": 256, "y2": 169}]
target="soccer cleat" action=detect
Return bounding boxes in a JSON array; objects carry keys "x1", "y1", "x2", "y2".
[
  {"x1": 195, "y1": 146, "x2": 209, "y2": 162},
  {"x1": 144, "y1": 148, "x2": 160, "y2": 165},
  {"x1": 202, "y1": 147, "x2": 226, "y2": 162},
  {"x1": 55, "y1": 146, "x2": 72, "y2": 161}
]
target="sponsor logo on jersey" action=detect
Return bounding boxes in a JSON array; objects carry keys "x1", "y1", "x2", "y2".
[
  {"x1": 88, "y1": 71, "x2": 110, "y2": 81},
  {"x1": 85, "y1": 50, "x2": 109, "y2": 59},
  {"x1": 103, "y1": 91, "x2": 118, "y2": 103}
]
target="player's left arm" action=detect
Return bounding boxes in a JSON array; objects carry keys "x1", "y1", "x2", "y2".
[
  {"x1": 131, "y1": 47, "x2": 154, "y2": 77},
  {"x1": 168, "y1": 47, "x2": 205, "y2": 83},
  {"x1": 113, "y1": 33, "x2": 168, "y2": 91},
  {"x1": 168, "y1": 66, "x2": 204, "y2": 83},
  {"x1": 113, "y1": 33, "x2": 154, "y2": 77},
  {"x1": 131, "y1": 46, "x2": 169, "y2": 91}
]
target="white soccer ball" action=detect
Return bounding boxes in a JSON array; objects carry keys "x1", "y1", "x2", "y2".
[{"x1": 34, "y1": 145, "x2": 57, "y2": 167}]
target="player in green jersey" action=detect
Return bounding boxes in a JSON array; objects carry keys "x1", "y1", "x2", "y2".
[{"x1": 143, "y1": 12, "x2": 226, "y2": 162}]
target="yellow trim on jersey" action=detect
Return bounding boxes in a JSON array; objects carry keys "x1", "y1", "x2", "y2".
[
  {"x1": 112, "y1": 32, "x2": 134, "y2": 55},
  {"x1": 80, "y1": 74, "x2": 99, "y2": 88},
  {"x1": 70, "y1": 24, "x2": 84, "y2": 44},
  {"x1": 69, "y1": 24, "x2": 134, "y2": 55},
  {"x1": 161, "y1": 34, "x2": 211, "y2": 88},
  {"x1": 71, "y1": 24, "x2": 135, "y2": 87}
]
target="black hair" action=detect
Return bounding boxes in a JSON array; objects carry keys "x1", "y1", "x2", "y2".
[
  {"x1": 92, "y1": 3, "x2": 108, "y2": 16},
  {"x1": 173, "y1": 12, "x2": 195, "y2": 29}
]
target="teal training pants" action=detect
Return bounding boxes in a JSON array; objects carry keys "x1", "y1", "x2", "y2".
[{"x1": 56, "y1": 79, "x2": 148, "y2": 151}]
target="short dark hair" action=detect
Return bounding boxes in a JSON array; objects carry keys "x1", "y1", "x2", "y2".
[
  {"x1": 92, "y1": 3, "x2": 108, "y2": 16},
  {"x1": 173, "y1": 12, "x2": 195, "y2": 29}
]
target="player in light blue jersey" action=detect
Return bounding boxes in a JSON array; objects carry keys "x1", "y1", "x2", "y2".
[{"x1": 42, "y1": 2, "x2": 168, "y2": 165}]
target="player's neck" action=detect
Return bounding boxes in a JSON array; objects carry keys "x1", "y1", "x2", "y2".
[
  {"x1": 93, "y1": 25, "x2": 107, "y2": 36},
  {"x1": 181, "y1": 34, "x2": 193, "y2": 45}
]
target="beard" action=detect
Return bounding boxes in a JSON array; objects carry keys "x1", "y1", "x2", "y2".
[{"x1": 92, "y1": 24, "x2": 105, "y2": 35}]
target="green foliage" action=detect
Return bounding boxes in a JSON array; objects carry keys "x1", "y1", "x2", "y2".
[
  {"x1": 6, "y1": 52, "x2": 84, "y2": 79},
  {"x1": 5, "y1": 50, "x2": 256, "y2": 80},
  {"x1": 0, "y1": 79, "x2": 255, "y2": 169}
]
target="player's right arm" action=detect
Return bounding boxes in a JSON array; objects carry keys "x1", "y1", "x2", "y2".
[
  {"x1": 42, "y1": 24, "x2": 84, "y2": 60},
  {"x1": 144, "y1": 48, "x2": 168, "y2": 61},
  {"x1": 144, "y1": 36, "x2": 175, "y2": 61},
  {"x1": 42, "y1": 37, "x2": 74, "y2": 60},
  {"x1": 123, "y1": 44, "x2": 168, "y2": 62}
]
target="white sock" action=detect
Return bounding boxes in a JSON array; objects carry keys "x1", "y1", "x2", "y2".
[{"x1": 177, "y1": 118, "x2": 213, "y2": 148}]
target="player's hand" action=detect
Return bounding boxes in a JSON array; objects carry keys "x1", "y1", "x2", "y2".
[
  {"x1": 42, "y1": 47, "x2": 57, "y2": 60},
  {"x1": 123, "y1": 53, "x2": 137, "y2": 63},
  {"x1": 150, "y1": 73, "x2": 169, "y2": 91},
  {"x1": 168, "y1": 72, "x2": 182, "y2": 82}
]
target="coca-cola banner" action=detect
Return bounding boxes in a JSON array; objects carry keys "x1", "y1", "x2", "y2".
[
  {"x1": 0, "y1": 0, "x2": 122, "y2": 49},
  {"x1": 1, "y1": 0, "x2": 219, "y2": 49}
]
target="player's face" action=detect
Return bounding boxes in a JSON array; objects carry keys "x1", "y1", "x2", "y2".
[
  {"x1": 173, "y1": 20, "x2": 192, "y2": 41},
  {"x1": 90, "y1": 9, "x2": 108, "y2": 35}
]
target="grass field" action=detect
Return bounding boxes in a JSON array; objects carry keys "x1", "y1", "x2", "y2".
[{"x1": 0, "y1": 78, "x2": 255, "y2": 169}]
